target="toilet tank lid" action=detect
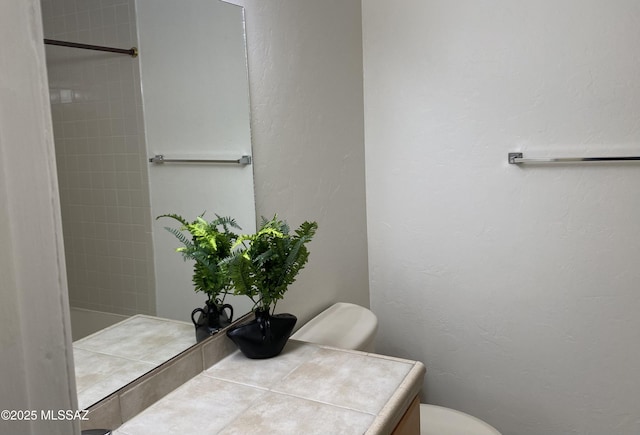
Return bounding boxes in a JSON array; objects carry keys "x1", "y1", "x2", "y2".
[{"x1": 291, "y1": 302, "x2": 378, "y2": 351}]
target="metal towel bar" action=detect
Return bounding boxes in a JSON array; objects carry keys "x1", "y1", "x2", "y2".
[
  {"x1": 508, "y1": 152, "x2": 640, "y2": 165},
  {"x1": 149, "y1": 155, "x2": 252, "y2": 165}
]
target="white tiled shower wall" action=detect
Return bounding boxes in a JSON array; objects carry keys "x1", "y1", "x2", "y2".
[{"x1": 41, "y1": 0, "x2": 155, "y2": 316}]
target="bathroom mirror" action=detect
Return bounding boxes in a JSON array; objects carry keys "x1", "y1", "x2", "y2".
[{"x1": 41, "y1": 0, "x2": 254, "y2": 409}]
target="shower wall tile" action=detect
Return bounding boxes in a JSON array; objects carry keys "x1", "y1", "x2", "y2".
[{"x1": 42, "y1": 0, "x2": 155, "y2": 317}]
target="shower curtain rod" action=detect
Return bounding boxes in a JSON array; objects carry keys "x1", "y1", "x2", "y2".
[{"x1": 44, "y1": 39, "x2": 138, "y2": 58}]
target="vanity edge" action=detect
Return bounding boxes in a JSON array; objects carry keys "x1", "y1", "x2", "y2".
[{"x1": 367, "y1": 359, "x2": 425, "y2": 434}]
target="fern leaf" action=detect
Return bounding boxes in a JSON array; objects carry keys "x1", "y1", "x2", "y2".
[{"x1": 157, "y1": 213, "x2": 189, "y2": 227}]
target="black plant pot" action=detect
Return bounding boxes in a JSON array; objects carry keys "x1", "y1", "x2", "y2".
[
  {"x1": 226, "y1": 309, "x2": 297, "y2": 359},
  {"x1": 191, "y1": 300, "x2": 234, "y2": 343}
]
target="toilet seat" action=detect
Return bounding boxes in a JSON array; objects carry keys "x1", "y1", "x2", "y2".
[{"x1": 420, "y1": 404, "x2": 500, "y2": 435}]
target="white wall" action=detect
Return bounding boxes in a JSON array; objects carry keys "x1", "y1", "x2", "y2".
[
  {"x1": 233, "y1": 0, "x2": 370, "y2": 324},
  {"x1": 0, "y1": 1, "x2": 77, "y2": 433},
  {"x1": 363, "y1": 1, "x2": 640, "y2": 434}
]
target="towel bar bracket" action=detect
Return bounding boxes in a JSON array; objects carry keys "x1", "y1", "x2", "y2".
[{"x1": 508, "y1": 153, "x2": 523, "y2": 164}]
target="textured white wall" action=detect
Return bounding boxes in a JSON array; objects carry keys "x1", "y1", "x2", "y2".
[
  {"x1": 0, "y1": 0, "x2": 77, "y2": 433},
  {"x1": 232, "y1": 0, "x2": 370, "y2": 324},
  {"x1": 363, "y1": 1, "x2": 640, "y2": 434}
]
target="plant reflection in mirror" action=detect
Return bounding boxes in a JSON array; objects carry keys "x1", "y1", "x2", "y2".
[{"x1": 158, "y1": 213, "x2": 241, "y2": 306}]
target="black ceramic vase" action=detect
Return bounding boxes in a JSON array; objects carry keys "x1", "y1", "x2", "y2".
[
  {"x1": 226, "y1": 308, "x2": 297, "y2": 359},
  {"x1": 191, "y1": 299, "x2": 234, "y2": 343}
]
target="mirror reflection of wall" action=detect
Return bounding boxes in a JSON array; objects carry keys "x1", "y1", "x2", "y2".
[
  {"x1": 41, "y1": 0, "x2": 255, "y2": 408},
  {"x1": 43, "y1": 0, "x2": 156, "y2": 340},
  {"x1": 137, "y1": 0, "x2": 256, "y2": 322}
]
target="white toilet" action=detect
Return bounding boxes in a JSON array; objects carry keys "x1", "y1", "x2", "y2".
[{"x1": 291, "y1": 302, "x2": 501, "y2": 435}]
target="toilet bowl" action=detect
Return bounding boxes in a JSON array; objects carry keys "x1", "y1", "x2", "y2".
[
  {"x1": 419, "y1": 405, "x2": 500, "y2": 435},
  {"x1": 291, "y1": 303, "x2": 501, "y2": 435}
]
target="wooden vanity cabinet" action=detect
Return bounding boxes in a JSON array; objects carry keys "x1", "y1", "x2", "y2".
[{"x1": 392, "y1": 395, "x2": 421, "y2": 435}]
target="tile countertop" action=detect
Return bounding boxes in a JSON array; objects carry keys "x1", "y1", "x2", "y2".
[
  {"x1": 113, "y1": 340, "x2": 425, "y2": 435},
  {"x1": 74, "y1": 315, "x2": 195, "y2": 409}
]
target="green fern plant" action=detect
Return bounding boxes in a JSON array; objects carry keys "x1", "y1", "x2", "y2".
[
  {"x1": 224, "y1": 215, "x2": 318, "y2": 314},
  {"x1": 158, "y1": 213, "x2": 241, "y2": 303}
]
